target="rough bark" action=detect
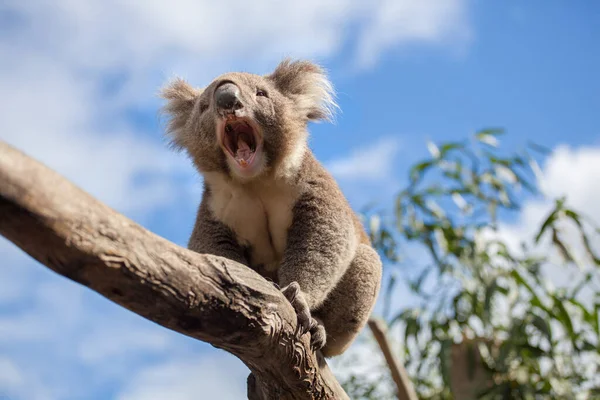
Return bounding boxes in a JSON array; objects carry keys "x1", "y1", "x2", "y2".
[
  {"x1": 0, "y1": 140, "x2": 349, "y2": 400},
  {"x1": 449, "y1": 337, "x2": 495, "y2": 400}
]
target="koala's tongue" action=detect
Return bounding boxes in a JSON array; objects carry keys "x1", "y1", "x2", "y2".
[{"x1": 235, "y1": 134, "x2": 253, "y2": 164}]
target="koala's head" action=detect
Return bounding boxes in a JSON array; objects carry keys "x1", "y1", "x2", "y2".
[{"x1": 160, "y1": 59, "x2": 337, "y2": 181}]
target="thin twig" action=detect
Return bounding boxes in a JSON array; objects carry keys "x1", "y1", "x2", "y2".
[{"x1": 368, "y1": 317, "x2": 419, "y2": 400}]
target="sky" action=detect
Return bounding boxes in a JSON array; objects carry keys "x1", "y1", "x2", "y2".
[{"x1": 0, "y1": 0, "x2": 599, "y2": 399}]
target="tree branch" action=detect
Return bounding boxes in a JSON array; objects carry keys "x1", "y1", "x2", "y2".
[
  {"x1": 0, "y1": 140, "x2": 348, "y2": 400},
  {"x1": 368, "y1": 318, "x2": 418, "y2": 400}
]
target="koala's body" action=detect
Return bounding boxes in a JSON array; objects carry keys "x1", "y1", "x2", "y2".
[{"x1": 161, "y1": 59, "x2": 382, "y2": 357}]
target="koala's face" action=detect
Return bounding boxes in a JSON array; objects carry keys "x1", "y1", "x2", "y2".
[
  {"x1": 161, "y1": 60, "x2": 336, "y2": 181},
  {"x1": 195, "y1": 72, "x2": 294, "y2": 180}
]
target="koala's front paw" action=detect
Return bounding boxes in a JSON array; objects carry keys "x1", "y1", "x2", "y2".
[{"x1": 281, "y1": 282, "x2": 327, "y2": 351}]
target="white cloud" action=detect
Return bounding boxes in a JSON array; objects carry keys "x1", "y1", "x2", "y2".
[
  {"x1": 492, "y1": 144, "x2": 600, "y2": 306},
  {"x1": 0, "y1": 277, "x2": 86, "y2": 344},
  {"x1": 0, "y1": 249, "x2": 184, "y2": 399},
  {"x1": 2, "y1": 0, "x2": 470, "y2": 76},
  {"x1": 77, "y1": 323, "x2": 172, "y2": 366},
  {"x1": 0, "y1": 49, "x2": 194, "y2": 216},
  {"x1": 326, "y1": 136, "x2": 402, "y2": 181},
  {"x1": 116, "y1": 354, "x2": 249, "y2": 400},
  {"x1": 496, "y1": 145, "x2": 600, "y2": 245},
  {"x1": 0, "y1": 240, "x2": 34, "y2": 303},
  {"x1": 0, "y1": 357, "x2": 24, "y2": 391},
  {"x1": 0, "y1": 357, "x2": 53, "y2": 400},
  {"x1": 539, "y1": 144, "x2": 600, "y2": 219},
  {"x1": 356, "y1": 0, "x2": 472, "y2": 69}
]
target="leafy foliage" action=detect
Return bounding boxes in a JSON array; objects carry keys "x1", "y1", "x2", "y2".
[
  {"x1": 340, "y1": 374, "x2": 395, "y2": 400},
  {"x1": 345, "y1": 129, "x2": 600, "y2": 399}
]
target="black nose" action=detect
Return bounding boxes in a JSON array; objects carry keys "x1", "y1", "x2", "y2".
[{"x1": 215, "y1": 82, "x2": 243, "y2": 111}]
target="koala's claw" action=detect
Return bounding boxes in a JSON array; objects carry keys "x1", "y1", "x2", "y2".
[
  {"x1": 281, "y1": 282, "x2": 327, "y2": 351},
  {"x1": 308, "y1": 319, "x2": 327, "y2": 351},
  {"x1": 281, "y1": 282, "x2": 311, "y2": 335}
]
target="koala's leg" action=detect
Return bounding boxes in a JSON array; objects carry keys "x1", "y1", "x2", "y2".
[
  {"x1": 278, "y1": 191, "x2": 359, "y2": 351},
  {"x1": 314, "y1": 243, "x2": 382, "y2": 358}
]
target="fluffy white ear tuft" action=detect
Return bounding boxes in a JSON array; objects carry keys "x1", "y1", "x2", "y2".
[
  {"x1": 267, "y1": 59, "x2": 338, "y2": 123},
  {"x1": 159, "y1": 77, "x2": 203, "y2": 148}
]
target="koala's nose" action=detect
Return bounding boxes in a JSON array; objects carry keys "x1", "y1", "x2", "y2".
[{"x1": 215, "y1": 82, "x2": 243, "y2": 112}]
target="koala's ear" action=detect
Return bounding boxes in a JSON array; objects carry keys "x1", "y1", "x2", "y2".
[
  {"x1": 267, "y1": 59, "x2": 338, "y2": 123},
  {"x1": 159, "y1": 78, "x2": 203, "y2": 148}
]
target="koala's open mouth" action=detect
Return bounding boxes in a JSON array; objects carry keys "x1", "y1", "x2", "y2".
[{"x1": 220, "y1": 118, "x2": 262, "y2": 170}]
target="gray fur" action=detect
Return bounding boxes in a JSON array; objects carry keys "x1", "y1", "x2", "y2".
[{"x1": 160, "y1": 59, "x2": 382, "y2": 357}]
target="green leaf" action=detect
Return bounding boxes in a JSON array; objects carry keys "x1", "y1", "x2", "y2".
[
  {"x1": 530, "y1": 296, "x2": 552, "y2": 316},
  {"x1": 404, "y1": 315, "x2": 420, "y2": 345},
  {"x1": 564, "y1": 209, "x2": 600, "y2": 265},
  {"x1": 427, "y1": 140, "x2": 440, "y2": 158},
  {"x1": 439, "y1": 339, "x2": 452, "y2": 387},
  {"x1": 495, "y1": 165, "x2": 518, "y2": 184},
  {"x1": 409, "y1": 266, "x2": 432, "y2": 294},
  {"x1": 551, "y1": 229, "x2": 575, "y2": 263},
  {"x1": 569, "y1": 272, "x2": 593, "y2": 299},
  {"x1": 477, "y1": 127, "x2": 506, "y2": 137},
  {"x1": 519, "y1": 343, "x2": 546, "y2": 358},
  {"x1": 383, "y1": 272, "x2": 397, "y2": 320},
  {"x1": 510, "y1": 269, "x2": 535, "y2": 295},
  {"x1": 553, "y1": 297, "x2": 577, "y2": 344},
  {"x1": 531, "y1": 314, "x2": 553, "y2": 344},
  {"x1": 580, "y1": 340, "x2": 597, "y2": 352},
  {"x1": 439, "y1": 141, "x2": 466, "y2": 157},
  {"x1": 593, "y1": 302, "x2": 599, "y2": 336},
  {"x1": 567, "y1": 298, "x2": 594, "y2": 328},
  {"x1": 535, "y1": 209, "x2": 559, "y2": 243},
  {"x1": 483, "y1": 279, "x2": 499, "y2": 323},
  {"x1": 527, "y1": 141, "x2": 552, "y2": 155},
  {"x1": 388, "y1": 309, "x2": 412, "y2": 328},
  {"x1": 409, "y1": 160, "x2": 434, "y2": 183},
  {"x1": 476, "y1": 129, "x2": 504, "y2": 148},
  {"x1": 451, "y1": 192, "x2": 468, "y2": 211}
]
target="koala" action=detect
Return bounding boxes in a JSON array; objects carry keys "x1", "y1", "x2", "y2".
[{"x1": 160, "y1": 59, "x2": 382, "y2": 357}]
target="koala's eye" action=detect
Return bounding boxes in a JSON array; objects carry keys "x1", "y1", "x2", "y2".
[
  {"x1": 199, "y1": 103, "x2": 209, "y2": 113},
  {"x1": 256, "y1": 89, "x2": 268, "y2": 97}
]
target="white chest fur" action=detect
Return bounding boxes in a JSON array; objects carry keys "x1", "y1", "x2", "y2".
[{"x1": 205, "y1": 174, "x2": 299, "y2": 271}]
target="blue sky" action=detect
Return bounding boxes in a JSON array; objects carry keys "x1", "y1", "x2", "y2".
[{"x1": 1, "y1": 1, "x2": 599, "y2": 399}]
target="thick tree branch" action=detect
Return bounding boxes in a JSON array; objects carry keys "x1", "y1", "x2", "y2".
[{"x1": 0, "y1": 140, "x2": 348, "y2": 400}]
